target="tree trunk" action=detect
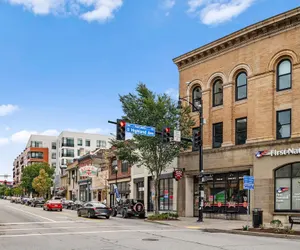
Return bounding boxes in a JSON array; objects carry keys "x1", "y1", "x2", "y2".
[{"x1": 153, "y1": 178, "x2": 159, "y2": 215}]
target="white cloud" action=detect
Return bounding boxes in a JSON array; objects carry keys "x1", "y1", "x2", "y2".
[
  {"x1": 5, "y1": 0, "x2": 123, "y2": 22},
  {"x1": 0, "y1": 104, "x2": 19, "y2": 116},
  {"x1": 5, "y1": 126, "x2": 11, "y2": 131},
  {"x1": 162, "y1": 0, "x2": 175, "y2": 9},
  {"x1": 187, "y1": 0, "x2": 255, "y2": 25},
  {"x1": 10, "y1": 129, "x2": 59, "y2": 144},
  {"x1": 165, "y1": 88, "x2": 179, "y2": 100},
  {"x1": 40, "y1": 129, "x2": 60, "y2": 136},
  {"x1": 84, "y1": 128, "x2": 113, "y2": 135},
  {"x1": 0, "y1": 138, "x2": 10, "y2": 146}
]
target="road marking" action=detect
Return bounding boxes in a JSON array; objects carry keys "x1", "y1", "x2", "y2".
[
  {"x1": 0, "y1": 225, "x2": 139, "y2": 232},
  {"x1": 0, "y1": 220, "x2": 95, "y2": 225},
  {"x1": 186, "y1": 226, "x2": 201, "y2": 229},
  {"x1": 0, "y1": 229, "x2": 191, "y2": 238},
  {"x1": 6, "y1": 206, "x2": 56, "y2": 222}
]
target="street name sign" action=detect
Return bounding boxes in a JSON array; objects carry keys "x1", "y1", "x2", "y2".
[
  {"x1": 243, "y1": 176, "x2": 254, "y2": 190},
  {"x1": 126, "y1": 123, "x2": 156, "y2": 137}
]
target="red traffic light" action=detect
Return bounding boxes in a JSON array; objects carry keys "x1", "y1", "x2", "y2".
[
  {"x1": 165, "y1": 127, "x2": 170, "y2": 133},
  {"x1": 120, "y1": 121, "x2": 126, "y2": 127}
]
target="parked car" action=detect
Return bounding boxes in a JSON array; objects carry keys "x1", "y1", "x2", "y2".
[
  {"x1": 112, "y1": 199, "x2": 145, "y2": 219},
  {"x1": 25, "y1": 198, "x2": 33, "y2": 206},
  {"x1": 21, "y1": 197, "x2": 29, "y2": 204},
  {"x1": 77, "y1": 202, "x2": 112, "y2": 219},
  {"x1": 62, "y1": 200, "x2": 74, "y2": 209},
  {"x1": 43, "y1": 200, "x2": 63, "y2": 211},
  {"x1": 71, "y1": 200, "x2": 84, "y2": 211},
  {"x1": 10, "y1": 196, "x2": 16, "y2": 203},
  {"x1": 31, "y1": 197, "x2": 45, "y2": 207},
  {"x1": 16, "y1": 197, "x2": 22, "y2": 204}
]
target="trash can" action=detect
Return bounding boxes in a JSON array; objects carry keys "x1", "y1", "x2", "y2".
[{"x1": 252, "y1": 208, "x2": 263, "y2": 228}]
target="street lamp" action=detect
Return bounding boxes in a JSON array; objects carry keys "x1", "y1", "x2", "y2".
[
  {"x1": 177, "y1": 83, "x2": 204, "y2": 223},
  {"x1": 114, "y1": 165, "x2": 118, "y2": 205}
]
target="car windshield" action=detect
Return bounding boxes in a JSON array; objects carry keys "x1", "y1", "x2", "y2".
[
  {"x1": 49, "y1": 200, "x2": 61, "y2": 203},
  {"x1": 91, "y1": 202, "x2": 106, "y2": 208}
]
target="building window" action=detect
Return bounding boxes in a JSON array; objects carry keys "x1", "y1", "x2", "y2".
[
  {"x1": 62, "y1": 137, "x2": 74, "y2": 147},
  {"x1": 85, "y1": 139, "x2": 91, "y2": 147},
  {"x1": 212, "y1": 79, "x2": 223, "y2": 107},
  {"x1": 275, "y1": 163, "x2": 300, "y2": 211},
  {"x1": 192, "y1": 127, "x2": 200, "y2": 152},
  {"x1": 159, "y1": 178, "x2": 173, "y2": 211},
  {"x1": 52, "y1": 163, "x2": 56, "y2": 168},
  {"x1": 276, "y1": 109, "x2": 291, "y2": 139},
  {"x1": 136, "y1": 181, "x2": 144, "y2": 200},
  {"x1": 236, "y1": 72, "x2": 247, "y2": 101},
  {"x1": 77, "y1": 149, "x2": 81, "y2": 157},
  {"x1": 277, "y1": 59, "x2": 292, "y2": 91},
  {"x1": 31, "y1": 141, "x2": 42, "y2": 147},
  {"x1": 52, "y1": 153, "x2": 56, "y2": 159},
  {"x1": 121, "y1": 161, "x2": 129, "y2": 173},
  {"x1": 52, "y1": 142, "x2": 56, "y2": 150},
  {"x1": 96, "y1": 140, "x2": 106, "y2": 148},
  {"x1": 77, "y1": 138, "x2": 83, "y2": 146},
  {"x1": 29, "y1": 152, "x2": 43, "y2": 159},
  {"x1": 213, "y1": 122, "x2": 223, "y2": 148},
  {"x1": 192, "y1": 87, "x2": 201, "y2": 112},
  {"x1": 235, "y1": 118, "x2": 247, "y2": 145},
  {"x1": 62, "y1": 149, "x2": 74, "y2": 157}
]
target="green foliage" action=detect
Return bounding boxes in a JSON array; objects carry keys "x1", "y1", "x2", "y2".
[
  {"x1": 147, "y1": 212, "x2": 179, "y2": 221},
  {"x1": 110, "y1": 83, "x2": 195, "y2": 213},
  {"x1": 21, "y1": 162, "x2": 54, "y2": 194},
  {"x1": 12, "y1": 186, "x2": 23, "y2": 196},
  {"x1": 0, "y1": 184, "x2": 7, "y2": 196},
  {"x1": 242, "y1": 225, "x2": 249, "y2": 231},
  {"x1": 32, "y1": 169, "x2": 52, "y2": 198},
  {"x1": 4, "y1": 188, "x2": 13, "y2": 196},
  {"x1": 270, "y1": 219, "x2": 283, "y2": 232}
]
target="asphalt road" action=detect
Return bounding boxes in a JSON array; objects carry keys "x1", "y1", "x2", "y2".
[{"x1": 0, "y1": 200, "x2": 299, "y2": 250}]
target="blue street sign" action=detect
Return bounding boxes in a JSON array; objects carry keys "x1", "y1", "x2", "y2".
[
  {"x1": 243, "y1": 176, "x2": 254, "y2": 190},
  {"x1": 125, "y1": 123, "x2": 156, "y2": 137}
]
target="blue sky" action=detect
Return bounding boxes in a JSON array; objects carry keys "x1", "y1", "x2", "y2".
[{"x1": 0, "y1": 0, "x2": 299, "y2": 178}]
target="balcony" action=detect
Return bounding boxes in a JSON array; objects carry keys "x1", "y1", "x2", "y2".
[{"x1": 61, "y1": 143, "x2": 74, "y2": 147}]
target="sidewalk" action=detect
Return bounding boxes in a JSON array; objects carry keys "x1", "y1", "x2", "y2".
[{"x1": 146, "y1": 217, "x2": 245, "y2": 230}]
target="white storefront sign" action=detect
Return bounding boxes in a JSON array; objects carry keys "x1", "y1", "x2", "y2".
[{"x1": 255, "y1": 148, "x2": 300, "y2": 158}]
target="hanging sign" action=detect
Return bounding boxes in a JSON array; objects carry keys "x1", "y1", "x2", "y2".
[
  {"x1": 79, "y1": 165, "x2": 98, "y2": 177},
  {"x1": 173, "y1": 169, "x2": 184, "y2": 181}
]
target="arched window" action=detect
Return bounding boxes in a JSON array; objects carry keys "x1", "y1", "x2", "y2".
[
  {"x1": 235, "y1": 72, "x2": 247, "y2": 101},
  {"x1": 212, "y1": 79, "x2": 223, "y2": 107},
  {"x1": 275, "y1": 163, "x2": 300, "y2": 211},
  {"x1": 192, "y1": 87, "x2": 201, "y2": 111},
  {"x1": 277, "y1": 59, "x2": 292, "y2": 91}
]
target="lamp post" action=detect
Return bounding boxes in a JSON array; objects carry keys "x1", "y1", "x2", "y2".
[
  {"x1": 178, "y1": 86, "x2": 204, "y2": 222},
  {"x1": 114, "y1": 165, "x2": 118, "y2": 205}
]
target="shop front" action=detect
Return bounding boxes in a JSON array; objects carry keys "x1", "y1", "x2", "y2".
[
  {"x1": 109, "y1": 181, "x2": 130, "y2": 207},
  {"x1": 78, "y1": 179, "x2": 92, "y2": 202}
]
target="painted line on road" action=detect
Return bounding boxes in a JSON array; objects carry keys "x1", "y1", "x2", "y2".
[
  {"x1": 6, "y1": 206, "x2": 56, "y2": 222},
  {"x1": 0, "y1": 225, "x2": 139, "y2": 232},
  {"x1": 0, "y1": 220, "x2": 96, "y2": 226},
  {"x1": 0, "y1": 229, "x2": 191, "y2": 238}
]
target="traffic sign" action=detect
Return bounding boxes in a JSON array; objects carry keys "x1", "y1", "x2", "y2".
[
  {"x1": 125, "y1": 123, "x2": 156, "y2": 137},
  {"x1": 243, "y1": 175, "x2": 254, "y2": 190},
  {"x1": 173, "y1": 130, "x2": 181, "y2": 142}
]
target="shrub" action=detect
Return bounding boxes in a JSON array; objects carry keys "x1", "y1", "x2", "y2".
[
  {"x1": 242, "y1": 225, "x2": 249, "y2": 231},
  {"x1": 270, "y1": 219, "x2": 283, "y2": 232},
  {"x1": 147, "y1": 212, "x2": 179, "y2": 221}
]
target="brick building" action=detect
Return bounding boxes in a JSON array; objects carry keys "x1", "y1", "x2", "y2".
[{"x1": 173, "y1": 8, "x2": 300, "y2": 223}]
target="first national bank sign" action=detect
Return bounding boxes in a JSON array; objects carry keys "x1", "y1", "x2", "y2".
[{"x1": 255, "y1": 148, "x2": 300, "y2": 158}]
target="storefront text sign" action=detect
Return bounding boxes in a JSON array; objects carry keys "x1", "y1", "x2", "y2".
[
  {"x1": 255, "y1": 148, "x2": 300, "y2": 158},
  {"x1": 79, "y1": 165, "x2": 98, "y2": 177}
]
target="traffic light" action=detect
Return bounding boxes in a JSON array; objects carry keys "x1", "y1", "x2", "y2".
[
  {"x1": 116, "y1": 119, "x2": 126, "y2": 140},
  {"x1": 162, "y1": 127, "x2": 171, "y2": 143},
  {"x1": 194, "y1": 130, "x2": 201, "y2": 146}
]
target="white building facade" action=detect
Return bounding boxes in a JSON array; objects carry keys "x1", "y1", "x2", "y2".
[{"x1": 130, "y1": 159, "x2": 178, "y2": 215}]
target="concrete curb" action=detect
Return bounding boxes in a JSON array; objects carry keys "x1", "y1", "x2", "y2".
[
  {"x1": 202, "y1": 228, "x2": 300, "y2": 240},
  {"x1": 144, "y1": 219, "x2": 175, "y2": 226}
]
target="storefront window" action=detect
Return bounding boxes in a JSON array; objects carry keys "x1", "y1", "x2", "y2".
[
  {"x1": 159, "y1": 178, "x2": 173, "y2": 211},
  {"x1": 275, "y1": 163, "x2": 300, "y2": 211},
  {"x1": 196, "y1": 170, "x2": 250, "y2": 217},
  {"x1": 136, "y1": 181, "x2": 144, "y2": 201}
]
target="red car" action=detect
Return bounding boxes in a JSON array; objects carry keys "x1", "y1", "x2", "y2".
[{"x1": 43, "y1": 200, "x2": 63, "y2": 211}]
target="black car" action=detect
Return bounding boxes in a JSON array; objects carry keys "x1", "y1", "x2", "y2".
[
  {"x1": 31, "y1": 198, "x2": 45, "y2": 207},
  {"x1": 77, "y1": 202, "x2": 112, "y2": 219},
  {"x1": 62, "y1": 200, "x2": 74, "y2": 209},
  {"x1": 112, "y1": 199, "x2": 145, "y2": 219},
  {"x1": 71, "y1": 200, "x2": 84, "y2": 210}
]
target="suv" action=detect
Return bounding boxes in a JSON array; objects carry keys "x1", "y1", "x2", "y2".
[
  {"x1": 31, "y1": 197, "x2": 45, "y2": 207},
  {"x1": 112, "y1": 199, "x2": 145, "y2": 219}
]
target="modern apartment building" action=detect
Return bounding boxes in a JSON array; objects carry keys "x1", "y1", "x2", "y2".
[
  {"x1": 173, "y1": 8, "x2": 300, "y2": 223},
  {"x1": 13, "y1": 131, "x2": 113, "y2": 188}
]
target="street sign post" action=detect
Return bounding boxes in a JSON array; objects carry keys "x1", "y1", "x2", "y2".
[
  {"x1": 125, "y1": 123, "x2": 156, "y2": 137},
  {"x1": 173, "y1": 130, "x2": 181, "y2": 142},
  {"x1": 243, "y1": 175, "x2": 254, "y2": 228}
]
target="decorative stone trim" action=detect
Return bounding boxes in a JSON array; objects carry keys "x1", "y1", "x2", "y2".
[{"x1": 173, "y1": 8, "x2": 300, "y2": 70}]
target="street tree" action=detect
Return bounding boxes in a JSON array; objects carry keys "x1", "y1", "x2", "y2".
[
  {"x1": 110, "y1": 83, "x2": 195, "y2": 214},
  {"x1": 4, "y1": 188, "x2": 13, "y2": 197},
  {"x1": 32, "y1": 169, "x2": 52, "y2": 198},
  {"x1": 0, "y1": 184, "x2": 7, "y2": 196},
  {"x1": 12, "y1": 186, "x2": 23, "y2": 196},
  {"x1": 21, "y1": 162, "x2": 54, "y2": 195}
]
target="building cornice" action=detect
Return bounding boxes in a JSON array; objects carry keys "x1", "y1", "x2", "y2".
[{"x1": 173, "y1": 8, "x2": 300, "y2": 70}]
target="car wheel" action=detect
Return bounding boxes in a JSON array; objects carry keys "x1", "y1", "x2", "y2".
[
  {"x1": 139, "y1": 214, "x2": 145, "y2": 219},
  {"x1": 106, "y1": 216, "x2": 110, "y2": 219},
  {"x1": 87, "y1": 211, "x2": 92, "y2": 218},
  {"x1": 112, "y1": 209, "x2": 117, "y2": 217},
  {"x1": 43, "y1": 207, "x2": 45, "y2": 210},
  {"x1": 60, "y1": 209, "x2": 62, "y2": 212},
  {"x1": 122, "y1": 210, "x2": 128, "y2": 218},
  {"x1": 77, "y1": 211, "x2": 81, "y2": 217}
]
